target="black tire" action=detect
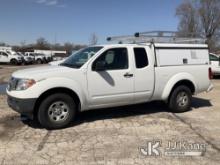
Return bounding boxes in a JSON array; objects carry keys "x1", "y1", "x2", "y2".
[
  {"x1": 38, "y1": 93, "x2": 76, "y2": 129},
  {"x1": 10, "y1": 59, "x2": 18, "y2": 65},
  {"x1": 168, "y1": 85, "x2": 192, "y2": 113},
  {"x1": 36, "y1": 59, "x2": 42, "y2": 64}
]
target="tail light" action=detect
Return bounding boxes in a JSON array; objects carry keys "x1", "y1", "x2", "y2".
[{"x1": 209, "y1": 67, "x2": 213, "y2": 80}]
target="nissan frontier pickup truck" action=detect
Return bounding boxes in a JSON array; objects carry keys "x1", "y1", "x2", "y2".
[{"x1": 7, "y1": 37, "x2": 213, "y2": 129}]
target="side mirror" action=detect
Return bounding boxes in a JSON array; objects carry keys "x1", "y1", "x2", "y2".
[{"x1": 95, "y1": 61, "x2": 106, "y2": 71}]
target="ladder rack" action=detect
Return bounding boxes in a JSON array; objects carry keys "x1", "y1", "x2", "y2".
[{"x1": 107, "y1": 31, "x2": 206, "y2": 44}]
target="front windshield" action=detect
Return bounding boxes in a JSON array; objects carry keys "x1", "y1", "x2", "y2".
[
  {"x1": 6, "y1": 51, "x2": 17, "y2": 55},
  {"x1": 61, "y1": 46, "x2": 103, "y2": 68},
  {"x1": 17, "y1": 52, "x2": 23, "y2": 56},
  {"x1": 6, "y1": 51, "x2": 11, "y2": 55}
]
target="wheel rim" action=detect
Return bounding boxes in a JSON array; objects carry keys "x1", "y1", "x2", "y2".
[
  {"x1": 177, "y1": 91, "x2": 189, "y2": 107},
  {"x1": 48, "y1": 101, "x2": 70, "y2": 123}
]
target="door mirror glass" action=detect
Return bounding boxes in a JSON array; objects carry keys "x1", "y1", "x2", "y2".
[{"x1": 95, "y1": 61, "x2": 106, "y2": 71}]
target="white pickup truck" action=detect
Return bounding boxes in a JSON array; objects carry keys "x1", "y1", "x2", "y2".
[
  {"x1": 7, "y1": 43, "x2": 213, "y2": 129},
  {"x1": 24, "y1": 52, "x2": 46, "y2": 64},
  {"x1": 0, "y1": 50, "x2": 23, "y2": 65}
]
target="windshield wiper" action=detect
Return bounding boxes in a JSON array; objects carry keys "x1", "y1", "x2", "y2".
[{"x1": 60, "y1": 63, "x2": 80, "y2": 68}]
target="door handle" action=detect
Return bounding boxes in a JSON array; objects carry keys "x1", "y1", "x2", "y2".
[{"x1": 124, "y1": 73, "x2": 133, "y2": 78}]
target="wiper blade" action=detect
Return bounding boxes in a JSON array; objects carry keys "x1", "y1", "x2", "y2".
[{"x1": 60, "y1": 63, "x2": 79, "y2": 68}]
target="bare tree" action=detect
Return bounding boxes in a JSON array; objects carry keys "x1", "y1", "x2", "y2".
[
  {"x1": 0, "y1": 42, "x2": 7, "y2": 46},
  {"x1": 176, "y1": 1, "x2": 200, "y2": 37},
  {"x1": 20, "y1": 40, "x2": 26, "y2": 47},
  {"x1": 35, "y1": 37, "x2": 50, "y2": 50},
  {"x1": 63, "y1": 42, "x2": 74, "y2": 55},
  {"x1": 89, "y1": 33, "x2": 98, "y2": 45},
  {"x1": 199, "y1": 0, "x2": 220, "y2": 49},
  {"x1": 176, "y1": 0, "x2": 220, "y2": 50}
]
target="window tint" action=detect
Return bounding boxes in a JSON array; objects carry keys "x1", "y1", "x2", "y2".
[
  {"x1": 93, "y1": 48, "x2": 128, "y2": 70},
  {"x1": 210, "y1": 54, "x2": 219, "y2": 61},
  {"x1": 134, "y1": 48, "x2": 148, "y2": 68}
]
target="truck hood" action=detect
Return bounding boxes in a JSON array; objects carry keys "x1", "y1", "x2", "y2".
[{"x1": 12, "y1": 65, "x2": 78, "y2": 80}]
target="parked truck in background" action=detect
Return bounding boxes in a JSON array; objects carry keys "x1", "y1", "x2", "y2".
[
  {"x1": 24, "y1": 52, "x2": 46, "y2": 64},
  {"x1": 209, "y1": 53, "x2": 220, "y2": 76},
  {"x1": 0, "y1": 50, "x2": 23, "y2": 65}
]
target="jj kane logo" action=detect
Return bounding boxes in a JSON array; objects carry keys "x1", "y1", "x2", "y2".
[{"x1": 140, "y1": 139, "x2": 206, "y2": 157}]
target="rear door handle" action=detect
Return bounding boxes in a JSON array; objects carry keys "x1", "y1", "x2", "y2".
[{"x1": 124, "y1": 73, "x2": 133, "y2": 78}]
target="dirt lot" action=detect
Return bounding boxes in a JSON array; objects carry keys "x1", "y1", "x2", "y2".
[{"x1": 0, "y1": 65, "x2": 220, "y2": 164}]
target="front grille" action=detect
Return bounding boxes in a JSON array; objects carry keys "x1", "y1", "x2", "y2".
[{"x1": 8, "y1": 77, "x2": 18, "y2": 91}]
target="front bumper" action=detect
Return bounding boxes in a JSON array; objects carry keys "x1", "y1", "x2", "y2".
[{"x1": 7, "y1": 95, "x2": 37, "y2": 115}]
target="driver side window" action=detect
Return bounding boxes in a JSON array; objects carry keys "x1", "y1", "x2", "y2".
[
  {"x1": 92, "y1": 48, "x2": 128, "y2": 71},
  {"x1": 1, "y1": 52, "x2": 8, "y2": 57}
]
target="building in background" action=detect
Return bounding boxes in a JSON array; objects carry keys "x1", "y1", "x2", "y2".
[
  {"x1": 34, "y1": 49, "x2": 66, "y2": 57},
  {"x1": 34, "y1": 50, "x2": 67, "y2": 61}
]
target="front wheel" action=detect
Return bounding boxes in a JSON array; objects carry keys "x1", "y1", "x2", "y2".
[
  {"x1": 168, "y1": 85, "x2": 192, "y2": 113},
  {"x1": 10, "y1": 59, "x2": 18, "y2": 65},
  {"x1": 36, "y1": 59, "x2": 42, "y2": 64},
  {"x1": 38, "y1": 93, "x2": 76, "y2": 129}
]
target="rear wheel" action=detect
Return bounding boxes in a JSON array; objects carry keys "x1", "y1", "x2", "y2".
[
  {"x1": 38, "y1": 93, "x2": 76, "y2": 129},
  {"x1": 168, "y1": 85, "x2": 192, "y2": 113}
]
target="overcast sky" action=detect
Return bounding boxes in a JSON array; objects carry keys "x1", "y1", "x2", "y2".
[{"x1": 0, "y1": 0, "x2": 182, "y2": 45}]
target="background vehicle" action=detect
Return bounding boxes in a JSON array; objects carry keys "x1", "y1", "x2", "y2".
[
  {"x1": 0, "y1": 50, "x2": 22, "y2": 65},
  {"x1": 7, "y1": 32, "x2": 213, "y2": 129},
  {"x1": 209, "y1": 53, "x2": 220, "y2": 76},
  {"x1": 44, "y1": 54, "x2": 53, "y2": 63},
  {"x1": 17, "y1": 52, "x2": 33, "y2": 65},
  {"x1": 24, "y1": 52, "x2": 46, "y2": 64}
]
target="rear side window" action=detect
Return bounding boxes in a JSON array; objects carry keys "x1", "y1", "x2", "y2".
[{"x1": 134, "y1": 48, "x2": 148, "y2": 68}]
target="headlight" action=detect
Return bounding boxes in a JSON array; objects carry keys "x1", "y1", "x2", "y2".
[{"x1": 15, "y1": 79, "x2": 36, "y2": 91}]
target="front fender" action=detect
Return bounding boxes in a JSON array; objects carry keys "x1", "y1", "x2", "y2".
[
  {"x1": 161, "y1": 72, "x2": 197, "y2": 100},
  {"x1": 7, "y1": 77, "x2": 87, "y2": 109}
]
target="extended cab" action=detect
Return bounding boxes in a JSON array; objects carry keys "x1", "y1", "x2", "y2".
[{"x1": 7, "y1": 43, "x2": 213, "y2": 129}]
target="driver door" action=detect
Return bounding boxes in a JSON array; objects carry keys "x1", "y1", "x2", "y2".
[{"x1": 87, "y1": 47, "x2": 134, "y2": 108}]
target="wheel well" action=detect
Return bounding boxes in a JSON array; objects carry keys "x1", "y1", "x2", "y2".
[
  {"x1": 34, "y1": 87, "x2": 81, "y2": 117},
  {"x1": 170, "y1": 80, "x2": 195, "y2": 96},
  {"x1": 10, "y1": 59, "x2": 17, "y2": 62}
]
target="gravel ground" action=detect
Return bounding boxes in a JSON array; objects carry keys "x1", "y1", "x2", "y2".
[{"x1": 0, "y1": 65, "x2": 220, "y2": 164}]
